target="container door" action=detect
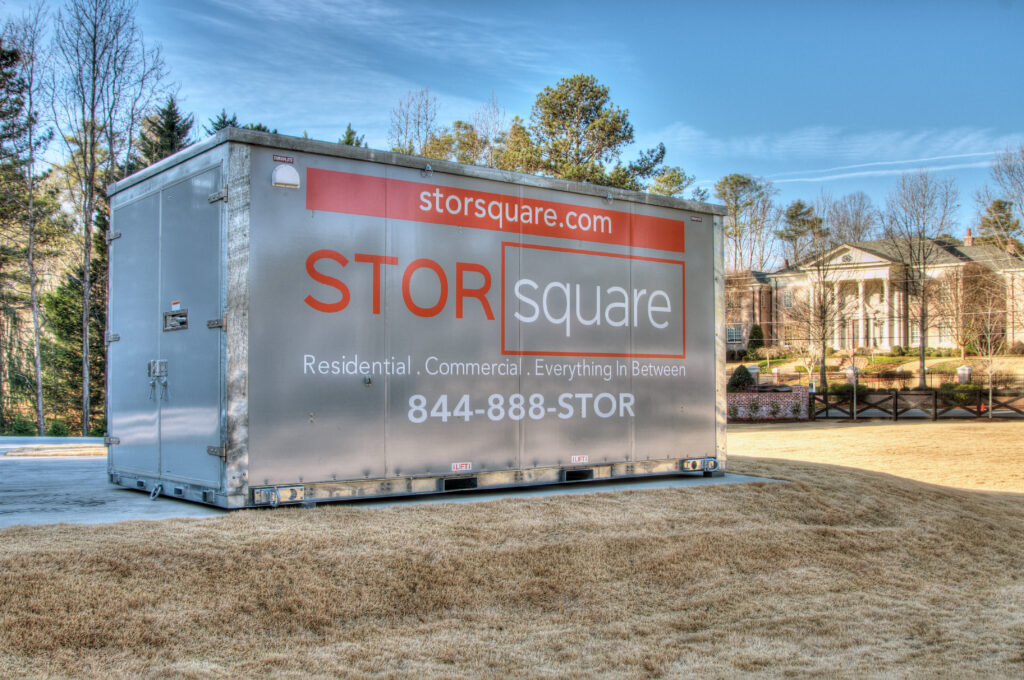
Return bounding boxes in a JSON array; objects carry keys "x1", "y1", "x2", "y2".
[
  {"x1": 157, "y1": 169, "x2": 223, "y2": 486},
  {"x1": 108, "y1": 194, "x2": 161, "y2": 475}
]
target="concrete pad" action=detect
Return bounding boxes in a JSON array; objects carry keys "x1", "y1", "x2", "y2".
[
  {"x1": 0, "y1": 456, "x2": 226, "y2": 529},
  {"x1": 0, "y1": 455, "x2": 777, "y2": 528}
]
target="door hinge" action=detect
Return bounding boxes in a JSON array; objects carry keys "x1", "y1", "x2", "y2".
[
  {"x1": 106, "y1": 231, "x2": 122, "y2": 243},
  {"x1": 105, "y1": 332, "x2": 120, "y2": 344},
  {"x1": 206, "y1": 317, "x2": 225, "y2": 330},
  {"x1": 105, "y1": 436, "x2": 120, "y2": 446},
  {"x1": 207, "y1": 444, "x2": 226, "y2": 460},
  {"x1": 208, "y1": 185, "x2": 228, "y2": 203}
]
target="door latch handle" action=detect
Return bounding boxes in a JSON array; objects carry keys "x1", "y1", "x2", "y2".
[
  {"x1": 159, "y1": 377, "x2": 168, "y2": 400},
  {"x1": 149, "y1": 378, "x2": 157, "y2": 400}
]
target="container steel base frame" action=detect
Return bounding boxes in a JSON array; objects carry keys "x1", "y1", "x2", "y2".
[{"x1": 109, "y1": 456, "x2": 725, "y2": 508}]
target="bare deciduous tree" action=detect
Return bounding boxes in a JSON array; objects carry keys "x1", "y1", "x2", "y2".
[
  {"x1": 781, "y1": 226, "x2": 847, "y2": 390},
  {"x1": 884, "y1": 171, "x2": 959, "y2": 388},
  {"x1": 970, "y1": 273, "x2": 1006, "y2": 417},
  {"x1": 933, "y1": 262, "x2": 998, "y2": 361},
  {"x1": 989, "y1": 145, "x2": 1024, "y2": 228},
  {"x1": 831, "y1": 191, "x2": 881, "y2": 243},
  {"x1": 387, "y1": 87, "x2": 438, "y2": 156},
  {"x1": 714, "y1": 173, "x2": 779, "y2": 273},
  {"x1": 52, "y1": 0, "x2": 165, "y2": 434},
  {"x1": 4, "y1": 2, "x2": 53, "y2": 434}
]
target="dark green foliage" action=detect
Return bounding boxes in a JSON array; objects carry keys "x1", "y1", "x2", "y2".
[
  {"x1": 0, "y1": 39, "x2": 28, "y2": 161},
  {"x1": 338, "y1": 123, "x2": 365, "y2": 147},
  {"x1": 243, "y1": 122, "x2": 277, "y2": 134},
  {"x1": 747, "y1": 324, "x2": 764, "y2": 352},
  {"x1": 47, "y1": 418, "x2": 69, "y2": 436},
  {"x1": 775, "y1": 199, "x2": 821, "y2": 262},
  {"x1": 938, "y1": 382, "x2": 982, "y2": 406},
  {"x1": 978, "y1": 199, "x2": 1021, "y2": 245},
  {"x1": 727, "y1": 364, "x2": 754, "y2": 393},
  {"x1": 827, "y1": 382, "x2": 868, "y2": 396},
  {"x1": 5, "y1": 414, "x2": 35, "y2": 435},
  {"x1": 525, "y1": 74, "x2": 664, "y2": 190},
  {"x1": 891, "y1": 345, "x2": 904, "y2": 356},
  {"x1": 1008, "y1": 340, "x2": 1024, "y2": 356},
  {"x1": 204, "y1": 109, "x2": 238, "y2": 135},
  {"x1": 41, "y1": 248, "x2": 106, "y2": 434},
  {"x1": 138, "y1": 95, "x2": 194, "y2": 167}
]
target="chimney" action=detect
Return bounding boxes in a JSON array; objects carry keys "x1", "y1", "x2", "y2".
[{"x1": 964, "y1": 228, "x2": 973, "y2": 247}]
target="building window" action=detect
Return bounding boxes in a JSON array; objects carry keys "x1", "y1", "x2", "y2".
[
  {"x1": 910, "y1": 322, "x2": 921, "y2": 346},
  {"x1": 782, "y1": 289, "x2": 794, "y2": 309},
  {"x1": 727, "y1": 325, "x2": 743, "y2": 343}
]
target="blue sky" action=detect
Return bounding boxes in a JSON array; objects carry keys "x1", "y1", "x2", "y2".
[{"x1": 7, "y1": 0, "x2": 1024, "y2": 232}]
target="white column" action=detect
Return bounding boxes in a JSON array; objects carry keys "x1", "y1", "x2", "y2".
[
  {"x1": 857, "y1": 280, "x2": 866, "y2": 348},
  {"x1": 833, "y1": 281, "x2": 841, "y2": 349},
  {"x1": 883, "y1": 278, "x2": 891, "y2": 349}
]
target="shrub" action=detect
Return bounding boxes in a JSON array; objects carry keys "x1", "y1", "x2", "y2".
[
  {"x1": 939, "y1": 382, "x2": 982, "y2": 406},
  {"x1": 827, "y1": 382, "x2": 868, "y2": 397},
  {"x1": 47, "y1": 419, "x2": 69, "y2": 437},
  {"x1": 748, "y1": 397, "x2": 761, "y2": 418},
  {"x1": 1008, "y1": 340, "x2": 1024, "y2": 356},
  {"x1": 769, "y1": 402, "x2": 781, "y2": 418},
  {"x1": 727, "y1": 402, "x2": 738, "y2": 419},
  {"x1": 891, "y1": 345, "x2": 904, "y2": 356},
  {"x1": 790, "y1": 402, "x2": 802, "y2": 418},
  {"x1": 747, "y1": 324, "x2": 764, "y2": 352},
  {"x1": 727, "y1": 365, "x2": 755, "y2": 393},
  {"x1": 6, "y1": 416, "x2": 37, "y2": 436}
]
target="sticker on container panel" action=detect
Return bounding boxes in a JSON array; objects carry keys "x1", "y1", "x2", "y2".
[
  {"x1": 451, "y1": 462, "x2": 472, "y2": 472},
  {"x1": 571, "y1": 455, "x2": 589, "y2": 464},
  {"x1": 170, "y1": 300, "x2": 181, "y2": 311},
  {"x1": 273, "y1": 155, "x2": 294, "y2": 164}
]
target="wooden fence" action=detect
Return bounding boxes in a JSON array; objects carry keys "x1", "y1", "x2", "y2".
[{"x1": 809, "y1": 390, "x2": 1024, "y2": 420}]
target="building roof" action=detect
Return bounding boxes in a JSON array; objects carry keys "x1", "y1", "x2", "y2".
[{"x1": 778, "y1": 238, "x2": 1024, "y2": 273}]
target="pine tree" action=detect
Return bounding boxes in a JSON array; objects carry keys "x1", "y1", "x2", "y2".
[
  {"x1": 138, "y1": 95, "x2": 194, "y2": 167},
  {"x1": 338, "y1": 123, "x2": 365, "y2": 147},
  {"x1": 977, "y1": 198, "x2": 1022, "y2": 248},
  {"x1": 242, "y1": 122, "x2": 277, "y2": 133},
  {"x1": 203, "y1": 108, "x2": 238, "y2": 135}
]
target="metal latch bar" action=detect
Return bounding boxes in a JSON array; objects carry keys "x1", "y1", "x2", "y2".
[
  {"x1": 207, "y1": 444, "x2": 226, "y2": 460},
  {"x1": 208, "y1": 185, "x2": 228, "y2": 203},
  {"x1": 105, "y1": 332, "x2": 120, "y2": 344},
  {"x1": 106, "y1": 231, "x2": 122, "y2": 243},
  {"x1": 104, "y1": 436, "x2": 120, "y2": 445},
  {"x1": 206, "y1": 317, "x2": 225, "y2": 330}
]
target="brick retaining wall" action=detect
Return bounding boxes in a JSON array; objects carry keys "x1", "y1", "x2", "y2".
[{"x1": 728, "y1": 385, "x2": 809, "y2": 421}]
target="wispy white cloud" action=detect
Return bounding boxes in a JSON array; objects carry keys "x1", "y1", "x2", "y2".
[
  {"x1": 651, "y1": 123, "x2": 1024, "y2": 165},
  {"x1": 773, "y1": 160, "x2": 994, "y2": 184}
]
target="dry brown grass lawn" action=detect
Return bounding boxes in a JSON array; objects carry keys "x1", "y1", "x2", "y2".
[
  {"x1": 2, "y1": 421, "x2": 1023, "y2": 678},
  {"x1": 4, "y1": 444, "x2": 105, "y2": 457}
]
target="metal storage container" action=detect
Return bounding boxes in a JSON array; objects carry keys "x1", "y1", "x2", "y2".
[{"x1": 106, "y1": 128, "x2": 728, "y2": 508}]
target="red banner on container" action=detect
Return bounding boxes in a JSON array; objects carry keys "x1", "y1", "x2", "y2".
[{"x1": 305, "y1": 168, "x2": 685, "y2": 254}]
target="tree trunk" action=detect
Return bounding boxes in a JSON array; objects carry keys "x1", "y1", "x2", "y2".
[
  {"x1": 819, "y1": 345, "x2": 828, "y2": 390},
  {"x1": 81, "y1": 196, "x2": 93, "y2": 436},
  {"x1": 27, "y1": 157, "x2": 46, "y2": 436},
  {"x1": 917, "y1": 303, "x2": 928, "y2": 389}
]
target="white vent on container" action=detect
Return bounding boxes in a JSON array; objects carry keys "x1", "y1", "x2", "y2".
[{"x1": 272, "y1": 164, "x2": 300, "y2": 188}]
